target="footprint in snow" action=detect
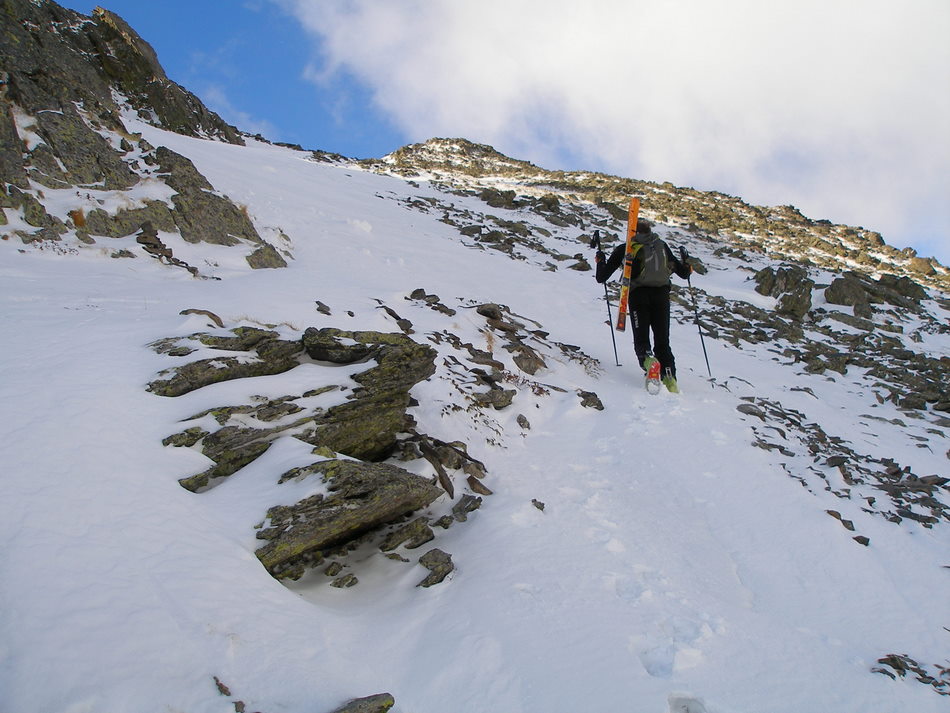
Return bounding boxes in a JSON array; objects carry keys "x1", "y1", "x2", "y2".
[{"x1": 668, "y1": 694, "x2": 708, "y2": 713}]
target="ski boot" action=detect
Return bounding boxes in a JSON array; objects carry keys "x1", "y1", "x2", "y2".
[
  {"x1": 662, "y1": 368, "x2": 679, "y2": 393},
  {"x1": 643, "y1": 354, "x2": 662, "y2": 395}
]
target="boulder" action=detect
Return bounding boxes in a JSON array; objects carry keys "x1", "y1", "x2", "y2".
[
  {"x1": 148, "y1": 329, "x2": 303, "y2": 397},
  {"x1": 417, "y1": 548, "x2": 454, "y2": 587},
  {"x1": 824, "y1": 275, "x2": 870, "y2": 308},
  {"x1": 255, "y1": 459, "x2": 442, "y2": 580},
  {"x1": 754, "y1": 265, "x2": 814, "y2": 319},
  {"x1": 330, "y1": 693, "x2": 396, "y2": 713},
  {"x1": 245, "y1": 242, "x2": 288, "y2": 269},
  {"x1": 300, "y1": 328, "x2": 438, "y2": 460}
]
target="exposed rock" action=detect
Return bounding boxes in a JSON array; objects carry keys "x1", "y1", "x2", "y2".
[
  {"x1": 255, "y1": 459, "x2": 442, "y2": 580},
  {"x1": 331, "y1": 574, "x2": 358, "y2": 588},
  {"x1": 148, "y1": 329, "x2": 303, "y2": 397},
  {"x1": 417, "y1": 548, "x2": 454, "y2": 587},
  {"x1": 0, "y1": 97, "x2": 29, "y2": 188},
  {"x1": 84, "y1": 202, "x2": 176, "y2": 238},
  {"x1": 578, "y1": 390, "x2": 604, "y2": 410},
  {"x1": 754, "y1": 265, "x2": 814, "y2": 319},
  {"x1": 452, "y1": 494, "x2": 482, "y2": 522},
  {"x1": 155, "y1": 327, "x2": 442, "y2": 494},
  {"x1": 329, "y1": 693, "x2": 396, "y2": 713},
  {"x1": 33, "y1": 106, "x2": 137, "y2": 190},
  {"x1": 91, "y1": 8, "x2": 243, "y2": 143},
  {"x1": 872, "y1": 653, "x2": 950, "y2": 696},
  {"x1": 467, "y1": 475, "x2": 493, "y2": 495},
  {"x1": 824, "y1": 275, "x2": 870, "y2": 309},
  {"x1": 0, "y1": 0, "x2": 241, "y2": 144},
  {"x1": 380, "y1": 518, "x2": 435, "y2": 551},
  {"x1": 178, "y1": 308, "x2": 224, "y2": 328},
  {"x1": 907, "y1": 257, "x2": 936, "y2": 276},
  {"x1": 300, "y1": 328, "x2": 438, "y2": 461},
  {"x1": 246, "y1": 242, "x2": 288, "y2": 269}
]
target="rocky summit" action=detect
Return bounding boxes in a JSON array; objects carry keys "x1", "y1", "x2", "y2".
[{"x1": 1, "y1": 2, "x2": 948, "y2": 712}]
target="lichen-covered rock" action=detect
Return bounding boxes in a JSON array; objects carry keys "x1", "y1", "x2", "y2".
[
  {"x1": 178, "y1": 426, "x2": 275, "y2": 492},
  {"x1": 299, "y1": 328, "x2": 437, "y2": 460},
  {"x1": 417, "y1": 548, "x2": 454, "y2": 587},
  {"x1": 33, "y1": 107, "x2": 138, "y2": 190},
  {"x1": 329, "y1": 693, "x2": 396, "y2": 713},
  {"x1": 0, "y1": 98, "x2": 29, "y2": 188},
  {"x1": 245, "y1": 242, "x2": 287, "y2": 269},
  {"x1": 379, "y1": 517, "x2": 435, "y2": 551},
  {"x1": 147, "y1": 329, "x2": 302, "y2": 397},
  {"x1": 255, "y1": 460, "x2": 442, "y2": 580},
  {"x1": 83, "y1": 202, "x2": 177, "y2": 238},
  {"x1": 0, "y1": 0, "x2": 242, "y2": 145}
]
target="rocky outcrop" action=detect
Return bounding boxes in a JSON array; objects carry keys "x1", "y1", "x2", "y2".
[
  {"x1": 1, "y1": 0, "x2": 284, "y2": 267},
  {"x1": 753, "y1": 265, "x2": 814, "y2": 319},
  {"x1": 300, "y1": 328, "x2": 438, "y2": 460},
  {"x1": 329, "y1": 694, "x2": 396, "y2": 713},
  {"x1": 255, "y1": 459, "x2": 442, "y2": 580},
  {"x1": 147, "y1": 320, "x2": 501, "y2": 592},
  {"x1": 0, "y1": 0, "x2": 242, "y2": 145},
  {"x1": 148, "y1": 327, "x2": 303, "y2": 398},
  {"x1": 824, "y1": 271, "x2": 927, "y2": 315}
]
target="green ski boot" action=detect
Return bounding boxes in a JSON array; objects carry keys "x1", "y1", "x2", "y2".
[{"x1": 662, "y1": 369, "x2": 679, "y2": 393}]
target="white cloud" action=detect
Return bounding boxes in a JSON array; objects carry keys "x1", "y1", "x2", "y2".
[{"x1": 279, "y1": 0, "x2": 950, "y2": 262}]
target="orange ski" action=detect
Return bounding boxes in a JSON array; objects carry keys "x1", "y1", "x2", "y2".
[{"x1": 615, "y1": 197, "x2": 641, "y2": 331}]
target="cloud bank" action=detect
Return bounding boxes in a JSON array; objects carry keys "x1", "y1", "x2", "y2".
[{"x1": 279, "y1": 0, "x2": 950, "y2": 262}]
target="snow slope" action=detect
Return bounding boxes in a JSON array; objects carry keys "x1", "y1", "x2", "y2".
[{"x1": 1, "y1": 119, "x2": 947, "y2": 713}]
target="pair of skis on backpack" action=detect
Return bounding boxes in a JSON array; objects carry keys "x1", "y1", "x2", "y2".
[{"x1": 643, "y1": 354, "x2": 679, "y2": 395}]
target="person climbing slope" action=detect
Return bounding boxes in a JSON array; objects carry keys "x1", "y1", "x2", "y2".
[{"x1": 595, "y1": 219, "x2": 692, "y2": 391}]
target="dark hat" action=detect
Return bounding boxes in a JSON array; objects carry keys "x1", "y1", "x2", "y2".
[{"x1": 635, "y1": 218, "x2": 654, "y2": 235}]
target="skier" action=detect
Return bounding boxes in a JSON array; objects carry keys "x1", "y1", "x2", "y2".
[{"x1": 595, "y1": 219, "x2": 692, "y2": 391}]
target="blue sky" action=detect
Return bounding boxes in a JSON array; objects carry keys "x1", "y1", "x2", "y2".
[
  {"x1": 64, "y1": 1, "x2": 949, "y2": 265},
  {"x1": 65, "y1": 1, "x2": 406, "y2": 158}
]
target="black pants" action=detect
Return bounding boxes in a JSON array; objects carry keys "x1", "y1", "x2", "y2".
[{"x1": 629, "y1": 285, "x2": 675, "y2": 378}]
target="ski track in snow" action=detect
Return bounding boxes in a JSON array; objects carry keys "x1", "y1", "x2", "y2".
[{"x1": 1, "y1": 119, "x2": 948, "y2": 713}]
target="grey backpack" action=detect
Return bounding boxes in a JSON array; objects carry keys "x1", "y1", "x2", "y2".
[{"x1": 633, "y1": 237, "x2": 670, "y2": 287}]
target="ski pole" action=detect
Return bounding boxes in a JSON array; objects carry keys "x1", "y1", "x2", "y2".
[
  {"x1": 680, "y1": 246, "x2": 712, "y2": 379},
  {"x1": 591, "y1": 230, "x2": 621, "y2": 366}
]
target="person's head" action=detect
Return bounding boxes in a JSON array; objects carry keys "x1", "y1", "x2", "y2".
[{"x1": 636, "y1": 218, "x2": 654, "y2": 236}]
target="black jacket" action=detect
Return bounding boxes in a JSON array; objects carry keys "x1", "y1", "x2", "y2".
[{"x1": 595, "y1": 235, "x2": 690, "y2": 287}]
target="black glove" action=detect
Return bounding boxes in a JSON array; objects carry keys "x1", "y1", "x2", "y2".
[
  {"x1": 679, "y1": 246, "x2": 692, "y2": 273},
  {"x1": 595, "y1": 250, "x2": 605, "y2": 263}
]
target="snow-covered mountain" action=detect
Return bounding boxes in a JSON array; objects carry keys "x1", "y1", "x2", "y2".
[{"x1": 1, "y1": 2, "x2": 948, "y2": 712}]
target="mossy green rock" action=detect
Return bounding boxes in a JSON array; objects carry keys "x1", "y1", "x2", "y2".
[
  {"x1": 255, "y1": 459, "x2": 442, "y2": 580},
  {"x1": 148, "y1": 330, "x2": 302, "y2": 397},
  {"x1": 300, "y1": 328, "x2": 437, "y2": 460}
]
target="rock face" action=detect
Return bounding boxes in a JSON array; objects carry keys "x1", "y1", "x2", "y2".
[
  {"x1": 300, "y1": 328, "x2": 438, "y2": 460},
  {"x1": 0, "y1": 0, "x2": 286, "y2": 268},
  {"x1": 824, "y1": 271, "x2": 927, "y2": 315},
  {"x1": 151, "y1": 327, "x2": 440, "y2": 491},
  {"x1": 753, "y1": 265, "x2": 814, "y2": 319},
  {"x1": 255, "y1": 460, "x2": 442, "y2": 580},
  {"x1": 0, "y1": 0, "x2": 242, "y2": 147}
]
